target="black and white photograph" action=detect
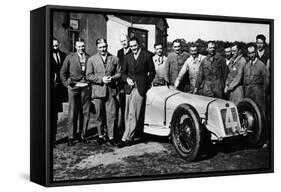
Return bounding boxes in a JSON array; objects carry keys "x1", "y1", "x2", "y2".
[{"x1": 30, "y1": 4, "x2": 273, "y2": 187}]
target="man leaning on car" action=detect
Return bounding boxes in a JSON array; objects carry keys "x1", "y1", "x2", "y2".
[
  {"x1": 164, "y1": 39, "x2": 190, "y2": 91},
  {"x1": 174, "y1": 43, "x2": 205, "y2": 93}
]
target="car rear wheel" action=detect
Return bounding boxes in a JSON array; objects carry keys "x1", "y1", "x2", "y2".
[
  {"x1": 237, "y1": 98, "x2": 265, "y2": 147},
  {"x1": 171, "y1": 104, "x2": 203, "y2": 161}
]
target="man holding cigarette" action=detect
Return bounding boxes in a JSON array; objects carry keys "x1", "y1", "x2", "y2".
[{"x1": 118, "y1": 37, "x2": 155, "y2": 148}]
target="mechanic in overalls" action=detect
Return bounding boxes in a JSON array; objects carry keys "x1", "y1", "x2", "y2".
[{"x1": 193, "y1": 41, "x2": 228, "y2": 98}]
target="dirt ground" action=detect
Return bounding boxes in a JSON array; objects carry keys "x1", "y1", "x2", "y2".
[{"x1": 52, "y1": 103, "x2": 271, "y2": 181}]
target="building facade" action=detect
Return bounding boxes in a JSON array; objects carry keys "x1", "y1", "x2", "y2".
[{"x1": 53, "y1": 11, "x2": 168, "y2": 56}]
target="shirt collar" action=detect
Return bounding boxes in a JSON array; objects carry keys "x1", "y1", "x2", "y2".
[
  {"x1": 123, "y1": 47, "x2": 130, "y2": 55},
  {"x1": 175, "y1": 51, "x2": 182, "y2": 56},
  {"x1": 190, "y1": 54, "x2": 201, "y2": 61},
  {"x1": 134, "y1": 48, "x2": 141, "y2": 59},
  {"x1": 100, "y1": 52, "x2": 108, "y2": 62},
  {"x1": 101, "y1": 52, "x2": 108, "y2": 58},
  {"x1": 207, "y1": 53, "x2": 218, "y2": 61},
  {"x1": 251, "y1": 57, "x2": 257, "y2": 65},
  {"x1": 77, "y1": 52, "x2": 86, "y2": 62},
  {"x1": 154, "y1": 54, "x2": 162, "y2": 59},
  {"x1": 233, "y1": 54, "x2": 242, "y2": 63},
  {"x1": 258, "y1": 49, "x2": 265, "y2": 55},
  {"x1": 77, "y1": 52, "x2": 85, "y2": 58}
]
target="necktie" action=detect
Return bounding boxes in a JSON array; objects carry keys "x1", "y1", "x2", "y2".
[{"x1": 53, "y1": 53, "x2": 58, "y2": 64}]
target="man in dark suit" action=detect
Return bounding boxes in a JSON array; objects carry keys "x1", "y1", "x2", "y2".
[
  {"x1": 118, "y1": 37, "x2": 155, "y2": 148},
  {"x1": 60, "y1": 38, "x2": 91, "y2": 146},
  {"x1": 51, "y1": 37, "x2": 67, "y2": 146},
  {"x1": 86, "y1": 38, "x2": 121, "y2": 146},
  {"x1": 116, "y1": 34, "x2": 131, "y2": 139}
]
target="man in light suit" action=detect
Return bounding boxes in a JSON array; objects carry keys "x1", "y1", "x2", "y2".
[
  {"x1": 224, "y1": 43, "x2": 246, "y2": 105},
  {"x1": 118, "y1": 37, "x2": 155, "y2": 148},
  {"x1": 86, "y1": 38, "x2": 121, "y2": 146},
  {"x1": 60, "y1": 38, "x2": 91, "y2": 146},
  {"x1": 152, "y1": 42, "x2": 167, "y2": 86}
]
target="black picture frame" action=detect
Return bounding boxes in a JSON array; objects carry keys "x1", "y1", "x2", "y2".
[{"x1": 30, "y1": 4, "x2": 274, "y2": 187}]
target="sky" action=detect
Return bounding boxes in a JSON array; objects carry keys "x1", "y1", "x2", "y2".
[{"x1": 167, "y1": 18, "x2": 270, "y2": 43}]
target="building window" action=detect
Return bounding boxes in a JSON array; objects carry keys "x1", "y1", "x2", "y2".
[{"x1": 128, "y1": 27, "x2": 148, "y2": 50}]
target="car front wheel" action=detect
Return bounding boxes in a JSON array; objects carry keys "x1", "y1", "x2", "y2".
[{"x1": 171, "y1": 104, "x2": 203, "y2": 161}]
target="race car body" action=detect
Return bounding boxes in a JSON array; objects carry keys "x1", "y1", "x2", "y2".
[{"x1": 143, "y1": 86, "x2": 265, "y2": 161}]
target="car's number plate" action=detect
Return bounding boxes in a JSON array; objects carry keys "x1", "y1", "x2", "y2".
[{"x1": 221, "y1": 108, "x2": 240, "y2": 135}]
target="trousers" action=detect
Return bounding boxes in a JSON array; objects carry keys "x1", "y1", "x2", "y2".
[
  {"x1": 122, "y1": 88, "x2": 145, "y2": 141},
  {"x1": 116, "y1": 91, "x2": 126, "y2": 137},
  {"x1": 67, "y1": 86, "x2": 91, "y2": 139},
  {"x1": 92, "y1": 90, "x2": 117, "y2": 139}
]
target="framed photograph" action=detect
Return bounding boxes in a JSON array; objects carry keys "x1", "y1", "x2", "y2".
[{"x1": 30, "y1": 5, "x2": 274, "y2": 187}]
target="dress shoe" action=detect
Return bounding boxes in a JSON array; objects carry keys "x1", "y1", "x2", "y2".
[
  {"x1": 67, "y1": 138, "x2": 76, "y2": 146},
  {"x1": 97, "y1": 137, "x2": 105, "y2": 145},
  {"x1": 108, "y1": 139, "x2": 116, "y2": 146},
  {"x1": 77, "y1": 136, "x2": 89, "y2": 144},
  {"x1": 117, "y1": 140, "x2": 131, "y2": 148}
]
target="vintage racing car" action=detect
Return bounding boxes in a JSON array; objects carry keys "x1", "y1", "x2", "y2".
[{"x1": 143, "y1": 86, "x2": 265, "y2": 161}]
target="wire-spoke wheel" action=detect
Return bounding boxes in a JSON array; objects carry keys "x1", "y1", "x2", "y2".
[{"x1": 171, "y1": 104, "x2": 202, "y2": 161}]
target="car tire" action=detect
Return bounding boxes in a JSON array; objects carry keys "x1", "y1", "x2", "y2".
[
  {"x1": 171, "y1": 104, "x2": 203, "y2": 161},
  {"x1": 237, "y1": 98, "x2": 266, "y2": 147}
]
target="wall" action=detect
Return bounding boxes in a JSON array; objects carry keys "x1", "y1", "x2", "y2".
[
  {"x1": 53, "y1": 11, "x2": 107, "y2": 56},
  {"x1": 106, "y1": 15, "x2": 131, "y2": 55},
  {"x1": 53, "y1": 11, "x2": 70, "y2": 54}
]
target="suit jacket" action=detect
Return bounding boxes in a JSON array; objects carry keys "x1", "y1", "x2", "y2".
[
  {"x1": 164, "y1": 51, "x2": 190, "y2": 85},
  {"x1": 257, "y1": 48, "x2": 270, "y2": 66},
  {"x1": 117, "y1": 48, "x2": 132, "y2": 90},
  {"x1": 51, "y1": 50, "x2": 67, "y2": 85},
  {"x1": 243, "y1": 58, "x2": 269, "y2": 112},
  {"x1": 117, "y1": 48, "x2": 132, "y2": 67},
  {"x1": 86, "y1": 52, "x2": 121, "y2": 98},
  {"x1": 121, "y1": 49, "x2": 156, "y2": 97},
  {"x1": 226, "y1": 54, "x2": 246, "y2": 91},
  {"x1": 60, "y1": 52, "x2": 89, "y2": 88},
  {"x1": 51, "y1": 50, "x2": 68, "y2": 107}
]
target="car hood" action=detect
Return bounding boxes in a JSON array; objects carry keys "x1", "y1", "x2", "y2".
[
  {"x1": 146, "y1": 86, "x2": 225, "y2": 116},
  {"x1": 147, "y1": 86, "x2": 215, "y2": 105}
]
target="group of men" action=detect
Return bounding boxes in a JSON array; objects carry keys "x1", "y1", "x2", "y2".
[
  {"x1": 170, "y1": 35, "x2": 269, "y2": 113},
  {"x1": 51, "y1": 33, "x2": 270, "y2": 148},
  {"x1": 52, "y1": 35, "x2": 155, "y2": 148}
]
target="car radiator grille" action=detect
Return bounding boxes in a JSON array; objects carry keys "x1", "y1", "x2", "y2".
[{"x1": 221, "y1": 107, "x2": 240, "y2": 135}]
